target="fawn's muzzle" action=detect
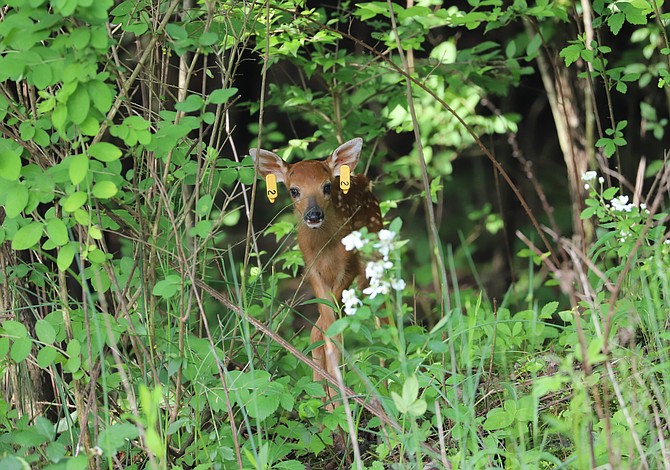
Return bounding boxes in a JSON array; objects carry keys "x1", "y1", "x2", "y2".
[{"x1": 304, "y1": 206, "x2": 324, "y2": 228}]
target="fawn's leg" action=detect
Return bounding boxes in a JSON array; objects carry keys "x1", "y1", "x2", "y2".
[
  {"x1": 310, "y1": 305, "x2": 340, "y2": 410},
  {"x1": 307, "y1": 254, "x2": 357, "y2": 410}
]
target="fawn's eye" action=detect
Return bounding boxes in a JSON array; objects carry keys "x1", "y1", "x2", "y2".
[
  {"x1": 323, "y1": 182, "x2": 332, "y2": 195},
  {"x1": 290, "y1": 188, "x2": 300, "y2": 198}
]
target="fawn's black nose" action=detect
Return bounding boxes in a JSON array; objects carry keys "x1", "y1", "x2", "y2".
[{"x1": 304, "y1": 206, "x2": 324, "y2": 228}]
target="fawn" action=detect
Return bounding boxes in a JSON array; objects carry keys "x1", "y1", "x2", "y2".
[{"x1": 250, "y1": 138, "x2": 382, "y2": 408}]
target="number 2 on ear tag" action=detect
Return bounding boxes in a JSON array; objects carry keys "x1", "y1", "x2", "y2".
[
  {"x1": 340, "y1": 165, "x2": 351, "y2": 194},
  {"x1": 265, "y1": 174, "x2": 277, "y2": 203}
]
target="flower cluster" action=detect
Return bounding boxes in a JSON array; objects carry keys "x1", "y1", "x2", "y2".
[
  {"x1": 580, "y1": 170, "x2": 666, "y2": 246},
  {"x1": 581, "y1": 170, "x2": 604, "y2": 190},
  {"x1": 581, "y1": 171, "x2": 646, "y2": 213},
  {"x1": 341, "y1": 288, "x2": 362, "y2": 316},
  {"x1": 339, "y1": 229, "x2": 406, "y2": 316}
]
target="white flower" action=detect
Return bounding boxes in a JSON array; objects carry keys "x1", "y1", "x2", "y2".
[
  {"x1": 375, "y1": 229, "x2": 396, "y2": 260},
  {"x1": 598, "y1": 177, "x2": 605, "y2": 184},
  {"x1": 365, "y1": 260, "x2": 392, "y2": 283},
  {"x1": 342, "y1": 288, "x2": 359, "y2": 304},
  {"x1": 363, "y1": 280, "x2": 390, "y2": 299},
  {"x1": 584, "y1": 183, "x2": 590, "y2": 190},
  {"x1": 391, "y1": 278, "x2": 406, "y2": 291},
  {"x1": 581, "y1": 171, "x2": 597, "y2": 182},
  {"x1": 610, "y1": 195, "x2": 634, "y2": 212},
  {"x1": 665, "y1": 239, "x2": 670, "y2": 245},
  {"x1": 341, "y1": 288, "x2": 362, "y2": 316},
  {"x1": 378, "y1": 229, "x2": 395, "y2": 243},
  {"x1": 342, "y1": 231, "x2": 367, "y2": 251}
]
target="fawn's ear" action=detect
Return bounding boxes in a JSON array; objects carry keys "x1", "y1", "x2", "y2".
[
  {"x1": 328, "y1": 138, "x2": 362, "y2": 176},
  {"x1": 250, "y1": 148, "x2": 289, "y2": 183}
]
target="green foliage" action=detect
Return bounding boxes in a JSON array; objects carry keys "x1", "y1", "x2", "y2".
[{"x1": 1, "y1": 0, "x2": 669, "y2": 468}]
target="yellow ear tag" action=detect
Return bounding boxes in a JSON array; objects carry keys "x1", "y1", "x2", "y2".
[
  {"x1": 265, "y1": 174, "x2": 278, "y2": 204},
  {"x1": 340, "y1": 165, "x2": 351, "y2": 194}
]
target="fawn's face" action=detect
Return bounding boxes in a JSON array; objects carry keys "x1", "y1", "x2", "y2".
[
  {"x1": 250, "y1": 138, "x2": 363, "y2": 229},
  {"x1": 282, "y1": 161, "x2": 333, "y2": 228}
]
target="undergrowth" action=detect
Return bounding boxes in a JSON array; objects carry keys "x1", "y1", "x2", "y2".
[{"x1": 0, "y1": 0, "x2": 669, "y2": 469}]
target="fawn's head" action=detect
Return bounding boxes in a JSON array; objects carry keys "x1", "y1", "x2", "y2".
[{"x1": 250, "y1": 138, "x2": 363, "y2": 229}]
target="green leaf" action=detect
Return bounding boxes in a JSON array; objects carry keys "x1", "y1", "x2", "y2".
[
  {"x1": 152, "y1": 275, "x2": 182, "y2": 299},
  {"x1": 73, "y1": 208, "x2": 91, "y2": 225},
  {"x1": 86, "y1": 248, "x2": 107, "y2": 264},
  {"x1": 46, "y1": 218, "x2": 69, "y2": 246},
  {"x1": 247, "y1": 394, "x2": 280, "y2": 420},
  {"x1": 89, "y1": 225, "x2": 102, "y2": 240},
  {"x1": 166, "y1": 23, "x2": 188, "y2": 40},
  {"x1": 198, "y1": 31, "x2": 218, "y2": 46},
  {"x1": 52, "y1": 104, "x2": 68, "y2": 131},
  {"x1": 222, "y1": 211, "x2": 240, "y2": 227},
  {"x1": 89, "y1": 142, "x2": 122, "y2": 162},
  {"x1": 36, "y1": 319, "x2": 57, "y2": 344},
  {"x1": 189, "y1": 219, "x2": 213, "y2": 238},
  {"x1": 5, "y1": 183, "x2": 29, "y2": 218},
  {"x1": 586, "y1": 336, "x2": 606, "y2": 362},
  {"x1": 429, "y1": 176, "x2": 442, "y2": 203},
  {"x1": 237, "y1": 167, "x2": 255, "y2": 184},
  {"x1": 62, "y1": 192, "x2": 87, "y2": 212},
  {"x1": 175, "y1": 94, "x2": 204, "y2": 112},
  {"x1": 607, "y1": 12, "x2": 625, "y2": 35},
  {"x1": 57, "y1": 243, "x2": 75, "y2": 271},
  {"x1": 97, "y1": 423, "x2": 139, "y2": 456},
  {"x1": 391, "y1": 391, "x2": 406, "y2": 413},
  {"x1": 560, "y1": 43, "x2": 582, "y2": 67},
  {"x1": 69, "y1": 154, "x2": 89, "y2": 185},
  {"x1": 65, "y1": 339, "x2": 81, "y2": 373},
  {"x1": 62, "y1": 455, "x2": 88, "y2": 470},
  {"x1": 92, "y1": 181, "x2": 118, "y2": 199},
  {"x1": 0, "y1": 338, "x2": 8, "y2": 357},
  {"x1": 19, "y1": 122, "x2": 36, "y2": 141},
  {"x1": 11, "y1": 221, "x2": 44, "y2": 250},
  {"x1": 68, "y1": 84, "x2": 90, "y2": 125},
  {"x1": 407, "y1": 399, "x2": 427, "y2": 417},
  {"x1": 602, "y1": 186, "x2": 618, "y2": 200},
  {"x1": 526, "y1": 33, "x2": 542, "y2": 59},
  {"x1": 580, "y1": 206, "x2": 597, "y2": 219},
  {"x1": 207, "y1": 88, "x2": 238, "y2": 105},
  {"x1": 196, "y1": 194, "x2": 213, "y2": 217},
  {"x1": 392, "y1": 375, "x2": 424, "y2": 415},
  {"x1": 34, "y1": 416, "x2": 56, "y2": 442},
  {"x1": 402, "y1": 375, "x2": 419, "y2": 404},
  {"x1": 0, "y1": 139, "x2": 23, "y2": 181},
  {"x1": 45, "y1": 441, "x2": 67, "y2": 464},
  {"x1": 52, "y1": 0, "x2": 78, "y2": 16},
  {"x1": 88, "y1": 80, "x2": 113, "y2": 113},
  {"x1": 326, "y1": 318, "x2": 350, "y2": 337},
  {"x1": 595, "y1": 137, "x2": 616, "y2": 157},
  {"x1": 37, "y1": 346, "x2": 58, "y2": 368},
  {"x1": 11, "y1": 337, "x2": 33, "y2": 363},
  {"x1": 81, "y1": 118, "x2": 99, "y2": 136},
  {"x1": 624, "y1": 5, "x2": 647, "y2": 25},
  {"x1": 3, "y1": 320, "x2": 28, "y2": 338},
  {"x1": 145, "y1": 428, "x2": 163, "y2": 457},
  {"x1": 483, "y1": 407, "x2": 514, "y2": 431},
  {"x1": 541, "y1": 301, "x2": 559, "y2": 317}
]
